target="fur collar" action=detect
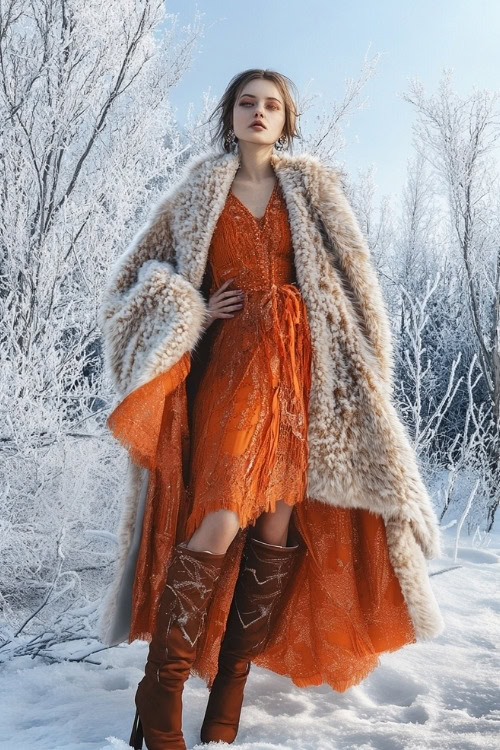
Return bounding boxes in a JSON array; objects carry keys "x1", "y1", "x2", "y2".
[{"x1": 145, "y1": 147, "x2": 342, "y2": 286}]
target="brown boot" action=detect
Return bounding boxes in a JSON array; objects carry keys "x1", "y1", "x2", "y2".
[
  {"x1": 200, "y1": 535, "x2": 303, "y2": 745},
  {"x1": 129, "y1": 540, "x2": 226, "y2": 749}
]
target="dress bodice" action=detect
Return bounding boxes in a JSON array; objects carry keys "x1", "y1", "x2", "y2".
[{"x1": 207, "y1": 181, "x2": 297, "y2": 295}]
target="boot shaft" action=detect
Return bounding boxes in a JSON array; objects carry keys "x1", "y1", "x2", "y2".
[{"x1": 133, "y1": 540, "x2": 226, "y2": 749}]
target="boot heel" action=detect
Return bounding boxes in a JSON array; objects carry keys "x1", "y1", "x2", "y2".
[{"x1": 129, "y1": 708, "x2": 144, "y2": 748}]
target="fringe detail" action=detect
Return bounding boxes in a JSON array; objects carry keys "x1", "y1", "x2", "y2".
[{"x1": 184, "y1": 493, "x2": 300, "y2": 540}]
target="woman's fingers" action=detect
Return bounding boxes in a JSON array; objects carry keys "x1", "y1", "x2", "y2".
[
  {"x1": 212, "y1": 301, "x2": 243, "y2": 316},
  {"x1": 207, "y1": 278, "x2": 246, "y2": 321},
  {"x1": 209, "y1": 295, "x2": 244, "y2": 318},
  {"x1": 216, "y1": 293, "x2": 244, "y2": 307},
  {"x1": 218, "y1": 302, "x2": 243, "y2": 312},
  {"x1": 215, "y1": 290, "x2": 244, "y2": 301}
]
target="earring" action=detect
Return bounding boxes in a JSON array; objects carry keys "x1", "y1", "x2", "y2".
[
  {"x1": 274, "y1": 134, "x2": 287, "y2": 151},
  {"x1": 225, "y1": 126, "x2": 237, "y2": 151}
]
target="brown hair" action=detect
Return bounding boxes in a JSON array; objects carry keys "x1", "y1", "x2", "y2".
[{"x1": 207, "y1": 68, "x2": 302, "y2": 153}]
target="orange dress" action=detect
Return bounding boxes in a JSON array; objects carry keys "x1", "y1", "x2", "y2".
[
  {"x1": 185, "y1": 180, "x2": 311, "y2": 536},
  {"x1": 107, "y1": 181, "x2": 417, "y2": 692}
]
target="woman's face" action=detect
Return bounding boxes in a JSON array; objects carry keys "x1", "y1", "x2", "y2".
[{"x1": 232, "y1": 78, "x2": 286, "y2": 149}]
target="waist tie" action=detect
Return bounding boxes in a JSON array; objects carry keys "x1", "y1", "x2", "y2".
[{"x1": 254, "y1": 283, "x2": 312, "y2": 491}]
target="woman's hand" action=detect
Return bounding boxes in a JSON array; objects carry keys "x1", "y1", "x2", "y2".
[{"x1": 202, "y1": 278, "x2": 244, "y2": 331}]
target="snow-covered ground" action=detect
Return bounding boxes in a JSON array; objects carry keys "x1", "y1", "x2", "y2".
[{"x1": 1, "y1": 527, "x2": 499, "y2": 750}]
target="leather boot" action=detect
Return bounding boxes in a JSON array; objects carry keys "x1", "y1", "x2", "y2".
[
  {"x1": 200, "y1": 534, "x2": 303, "y2": 745},
  {"x1": 129, "y1": 540, "x2": 226, "y2": 749}
]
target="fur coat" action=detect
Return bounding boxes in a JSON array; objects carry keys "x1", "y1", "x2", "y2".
[{"x1": 96, "y1": 147, "x2": 444, "y2": 647}]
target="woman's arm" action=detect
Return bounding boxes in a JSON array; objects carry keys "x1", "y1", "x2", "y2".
[{"x1": 99, "y1": 194, "x2": 209, "y2": 398}]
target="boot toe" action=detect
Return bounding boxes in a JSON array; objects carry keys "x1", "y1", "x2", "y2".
[{"x1": 200, "y1": 721, "x2": 238, "y2": 744}]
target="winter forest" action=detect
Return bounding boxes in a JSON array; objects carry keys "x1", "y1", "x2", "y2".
[{"x1": 1, "y1": 1, "x2": 499, "y2": 749}]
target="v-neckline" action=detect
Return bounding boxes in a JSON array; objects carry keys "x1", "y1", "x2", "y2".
[{"x1": 229, "y1": 180, "x2": 278, "y2": 222}]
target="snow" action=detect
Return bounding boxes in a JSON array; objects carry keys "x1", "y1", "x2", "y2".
[{"x1": 1, "y1": 528, "x2": 499, "y2": 750}]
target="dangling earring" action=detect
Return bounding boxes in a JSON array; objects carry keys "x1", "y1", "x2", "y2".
[
  {"x1": 224, "y1": 126, "x2": 237, "y2": 151},
  {"x1": 274, "y1": 134, "x2": 287, "y2": 151}
]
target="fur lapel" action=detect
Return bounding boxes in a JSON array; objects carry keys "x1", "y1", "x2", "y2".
[
  {"x1": 156, "y1": 147, "x2": 395, "y2": 398},
  {"x1": 166, "y1": 148, "x2": 331, "y2": 288}
]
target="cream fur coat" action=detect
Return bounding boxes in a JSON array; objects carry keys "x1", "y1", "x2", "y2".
[{"x1": 97, "y1": 147, "x2": 445, "y2": 647}]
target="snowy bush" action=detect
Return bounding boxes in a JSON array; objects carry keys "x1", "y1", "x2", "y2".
[{"x1": 0, "y1": 0, "x2": 204, "y2": 656}]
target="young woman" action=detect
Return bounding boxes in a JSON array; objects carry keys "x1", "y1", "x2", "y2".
[{"x1": 98, "y1": 69, "x2": 444, "y2": 750}]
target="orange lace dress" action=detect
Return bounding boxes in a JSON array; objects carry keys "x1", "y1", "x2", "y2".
[
  {"x1": 107, "y1": 180, "x2": 417, "y2": 692},
  {"x1": 185, "y1": 180, "x2": 311, "y2": 535}
]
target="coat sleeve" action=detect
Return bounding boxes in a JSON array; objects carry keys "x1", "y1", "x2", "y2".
[
  {"x1": 98, "y1": 192, "x2": 210, "y2": 398},
  {"x1": 315, "y1": 165, "x2": 396, "y2": 398}
]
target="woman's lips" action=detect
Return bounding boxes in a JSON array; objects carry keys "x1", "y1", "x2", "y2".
[{"x1": 250, "y1": 123, "x2": 265, "y2": 129}]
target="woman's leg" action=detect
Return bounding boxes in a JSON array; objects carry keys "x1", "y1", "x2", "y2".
[
  {"x1": 130, "y1": 495, "x2": 240, "y2": 747},
  {"x1": 131, "y1": 541, "x2": 227, "y2": 749},
  {"x1": 200, "y1": 500, "x2": 302, "y2": 746},
  {"x1": 251, "y1": 499, "x2": 294, "y2": 546},
  {"x1": 185, "y1": 499, "x2": 294, "y2": 554},
  {"x1": 185, "y1": 508, "x2": 241, "y2": 554}
]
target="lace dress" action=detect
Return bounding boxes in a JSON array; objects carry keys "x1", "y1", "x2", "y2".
[
  {"x1": 107, "y1": 180, "x2": 417, "y2": 693},
  {"x1": 185, "y1": 180, "x2": 312, "y2": 536}
]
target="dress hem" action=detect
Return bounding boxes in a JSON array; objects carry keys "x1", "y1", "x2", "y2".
[
  {"x1": 126, "y1": 628, "x2": 415, "y2": 694},
  {"x1": 184, "y1": 492, "x2": 305, "y2": 540}
]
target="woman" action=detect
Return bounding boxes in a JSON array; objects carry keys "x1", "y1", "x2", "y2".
[{"x1": 97, "y1": 69, "x2": 444, "y2": 750}]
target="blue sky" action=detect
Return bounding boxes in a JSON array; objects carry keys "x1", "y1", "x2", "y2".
[{"x1": 165, "y1": 0, "x2": 500, "y2": 200}]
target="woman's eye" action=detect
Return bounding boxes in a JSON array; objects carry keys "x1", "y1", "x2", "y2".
[{"x1": 240, "y1": 102, "x2": 279, "y2": 110}]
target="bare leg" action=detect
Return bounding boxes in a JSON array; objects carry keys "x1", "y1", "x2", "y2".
[
  {"x1": 251, "y1": 499, "x2": 294, "y2": 546},
  {"x1": 185, "y1": 498, "x2": 296, "y2": 555},
  {"x1": 199, "y1": 498, "x2": 301, "y2": 746},
  {"x1": 185, "y1": 508, "x2": 241, "y2": 554}
]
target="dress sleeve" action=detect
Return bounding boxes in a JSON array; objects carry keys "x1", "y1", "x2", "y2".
[{"x1": 106, "y1": 351, "x2": 191, "y2": 470}]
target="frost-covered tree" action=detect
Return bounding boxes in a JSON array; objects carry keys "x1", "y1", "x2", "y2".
[
  {"x1": 0, "y1": 0, "x2": 204, "y2": 650},
  {"x1": 401, "y1": 71, "x2": 500, "y2": 419},
  {"x1": 400, "y1": 70, "x2": 500, "y2": 529}
]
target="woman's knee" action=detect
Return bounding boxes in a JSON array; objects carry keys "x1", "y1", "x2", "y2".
[
  {"x1": 252, "y1": 500, "x2": 293, "y2": 546},
  {"x1": 185, "y1": 508, "x2": 240, "y2": 554}
]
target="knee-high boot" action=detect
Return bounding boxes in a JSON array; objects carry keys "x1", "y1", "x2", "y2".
[
  {"x1": 129, "y1": 540, "x2": 226, "y2": 749},
  {"x1": 200, "y1": 535, "x2": 303, "y2": 745}
]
